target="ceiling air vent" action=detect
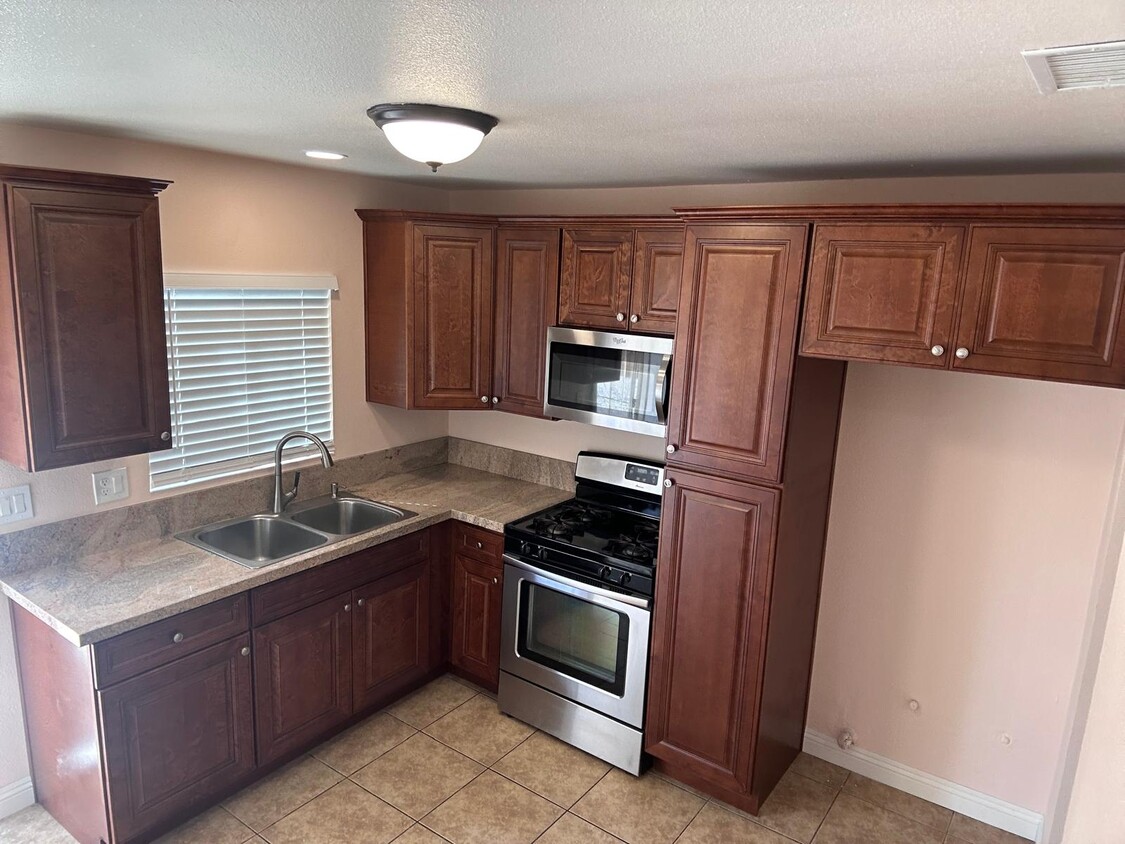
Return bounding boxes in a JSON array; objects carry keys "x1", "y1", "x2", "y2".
[{"x1": 1022, "y1": 40, "x2": 1125, "y2": 93}]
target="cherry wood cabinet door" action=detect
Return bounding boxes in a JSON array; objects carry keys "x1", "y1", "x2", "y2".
[
  {"x1": 412, "y1": 223, "x2": 494, "y2": 408},
  {"x1": 254, "y1": 594, "x2": 353, "y2": 764},
  {"x1": 450, "y1": 551, "x2": 503, "y2": 691},
  {"x1": 953, "y1": 226, "x2": 1125, "y2": 387},
  {"x1": 631, "y1": 228, "x2": 684, "y2": 334},
  {"x1": 99, "y1": 635, "x2": 255, "y2": 843},
  {"x1": 646, "y1": 469, "x2": 778, "y2": 795},
  {"x1": 493, "y1": 227, "x2": 560, "y2": 415},
  {"x1": 665, "y1": 224, "x2": 809, "y2": 485},
  {"x1": 5, "y1": 185, "x2": 171, "y2": 470},
  {"x1": 353, "y1": 560, "x2": 433, "y2": 711},
  {"x1": 559, "y1": 228, "x2": 634, "y2": 330},
  {"x1": 800, "y1": 223, "x2": 965, "y2": 367}
]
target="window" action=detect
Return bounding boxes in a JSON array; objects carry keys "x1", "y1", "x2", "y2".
[{"x1": 150, "y1": 275, "x2": 336, "y2": 491}]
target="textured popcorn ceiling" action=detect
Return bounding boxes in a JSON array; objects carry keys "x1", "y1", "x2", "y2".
[{"x1": 0, "y1": 0, "x2": 1122, "y2": 188}]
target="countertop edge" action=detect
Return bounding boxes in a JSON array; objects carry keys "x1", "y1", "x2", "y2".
[{"x1": 1, "y1": 508, "x2": 512, "y2": 648}]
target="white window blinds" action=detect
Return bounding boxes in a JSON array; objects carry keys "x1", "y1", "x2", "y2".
[{"x1": 150, "y1": 285, "x2": 334, "y2": 490}]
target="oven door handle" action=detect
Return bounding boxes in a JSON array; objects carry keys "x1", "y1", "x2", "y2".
[
  {"x1": 654, "y1": 354, "x2": 672, "y2": 425},
  {"x1": 503, "y1": 554, "x2": 651, "y2": 610}
]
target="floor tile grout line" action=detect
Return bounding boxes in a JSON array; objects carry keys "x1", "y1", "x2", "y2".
[
  {"x1": 699, "y1": 798, "x2": 806, "y2": 844},
  {"x1": 670, "y1": 795, "x2": 710, "y2": 844},
  {"x1": 241, "y1": 771, "x2": 357, "y2": 839}
]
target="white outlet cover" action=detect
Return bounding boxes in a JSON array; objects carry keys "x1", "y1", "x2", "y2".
[
  {"x1": 0, "y1": 485, "x2": 34, "y2": 524},
  {"x1": 92, "y1": 468, "x2": 129, "y2": 505}
]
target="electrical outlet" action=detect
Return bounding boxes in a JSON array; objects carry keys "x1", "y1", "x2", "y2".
[
  {"x1": 92, "y1": 468, "x2": 129, "y2": 505},
  {"x1": 0, "y1": 485, "x2": 34, "y2": 524}
]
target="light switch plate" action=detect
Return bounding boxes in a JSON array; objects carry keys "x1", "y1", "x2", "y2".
[
  {"x1": 0, "y1": 485, "x2": 34, "y2": 524},
  {"x1": 92, "y1": 467, "x2": 129, "y2": 505}
]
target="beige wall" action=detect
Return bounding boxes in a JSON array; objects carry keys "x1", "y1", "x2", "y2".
[
  {"x1": 1061, "y1": 541, "x2": 1125, "y2": 842},
  {"x1": 813, "y1": 364, "x2": 1125, "y2": 811},
  {"x1": 0, "y1": 124, "x2": 453, "y2": 796}
]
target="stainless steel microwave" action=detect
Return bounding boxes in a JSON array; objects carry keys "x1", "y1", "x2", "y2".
[{"x1": 543, "y1": 327, "x2": 673, "y2": 437}]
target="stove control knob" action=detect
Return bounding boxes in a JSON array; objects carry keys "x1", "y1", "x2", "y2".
[
  {"x1": 538, "y1": 546, "x2": 549, "y2": 560},
  {"x1": 600, "y1": 566, "x2": 613, "y2": 580},
  {"x1": 619, "y1": 572, "x2": 632, "y2": 586},
  {"x1": 519, "y1": 541, "x2": 532, "y2": 555}
]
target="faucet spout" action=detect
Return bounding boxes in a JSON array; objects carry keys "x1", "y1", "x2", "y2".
[{"x1": 272, "y1": 430, "x2": 333, "y2": 515}]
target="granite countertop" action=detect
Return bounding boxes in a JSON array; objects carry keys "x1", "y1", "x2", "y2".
[{"x1": 0, "y1": 464, "x2": 570, "y2": 647}]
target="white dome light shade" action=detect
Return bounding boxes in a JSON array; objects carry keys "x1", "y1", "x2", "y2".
[
  {"x1": 382, "y1": 120, "x2": 485, "y2": 166},
  {"x1": 368, "y1": 103, "x2": 498, "y2": 172}
]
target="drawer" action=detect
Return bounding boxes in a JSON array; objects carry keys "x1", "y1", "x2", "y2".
[
  {"x1": 252, "y1": 529, "x2": 429, "y2": 626},
  {"x1": 92, "y1": 594, "x2": 249, "y2": 688},
  {"x1": 455, "y1": 521, "x2": 503, "y2": 564}
]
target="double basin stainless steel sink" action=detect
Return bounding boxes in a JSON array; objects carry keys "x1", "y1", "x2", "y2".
[{"x1": 178, "y1": 494, "x2": 416, "y2": 569}]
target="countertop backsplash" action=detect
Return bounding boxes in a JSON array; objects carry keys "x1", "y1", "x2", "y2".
[{"x1": 0, "y1": 436, "x2": 577, "y2": 579}]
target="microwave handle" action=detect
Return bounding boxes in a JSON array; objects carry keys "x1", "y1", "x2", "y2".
[{"x1": 655, "y1": 355, "x2": 672, "y2": 424}]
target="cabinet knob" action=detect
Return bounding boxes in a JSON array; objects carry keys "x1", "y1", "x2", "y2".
[
  {"x1": 160, "y1": 431, "x2": 171, "y2": 442},
  {"x1": 955, "y1": 347, "x2": 970, "y2": 360},
  {"x1": 930, "y1": 345, "x2": 944, "y2": 357},
  {"x1": 492, "y1": 396, "x2": 499, "y2": 404},
  {"x1": 616, "y1": 312, "x2": 626, "y2": 322},
  {"x1": 480, "y1": 395, "x2": 488, "y2": 404},
  {"x1": 663, "y1": 478, "x2": 673, "y2": 488},
  {"x1": 357, "y1": 598, "x2": 365, "y2": 607},
  {"x1": 476, "y1": 541, "x2": 483, "y2": 549},
  {"x1": 629, "y1": 314, "x2": 639, "y2": 323},
  {"x1": 666, "y1": 444, "x2": 676, "y2": 454},
  {"x1": 344, "y1": 603, "x2": 351, "y2": 612},
  {"x1": 240, "y1": 646, "x2": 250, "y2": 657},
  {"x1": 492, "y1": 577, "x2": 498, "y2": 585},
  {"x1": 172, "y1": 632, "x2": 184, "y2": 644}
]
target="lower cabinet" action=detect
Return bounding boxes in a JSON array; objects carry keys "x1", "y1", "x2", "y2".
[
  {"x1": 645, "y1": 470, "x2": 778, "y2": 799},
  {"x1": 354, "y1": 560, "x2": 433, "y2": 710},
  {"x1": 450, "y1": 523, "x2": 504, "y2": 691},
  {"x1": 100, "y1": 636, "x2": 256, "y2": 843},
  {"x1": 254, "y1": 595, "x2": 354, "y2": 765}
]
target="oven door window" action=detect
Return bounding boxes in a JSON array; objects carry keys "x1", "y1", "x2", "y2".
[
  {"x1": 547, "y1": 343, "x2": 666, "y2": 427},
  {"x1": 516, "y1": 580, "x2": 630, "y2": 696}
]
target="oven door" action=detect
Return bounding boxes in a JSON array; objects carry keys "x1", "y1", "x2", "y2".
[
  {"x1": 543, "y1": 327, "x2": 673, "y2": 438},
  {"x1": 501, "y1": 555, "x2": 651, "y2": 727}
]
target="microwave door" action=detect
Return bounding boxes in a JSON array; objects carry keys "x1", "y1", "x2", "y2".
[{"x1": 544, "y1": 328, "x2": 673, "y2": 437}]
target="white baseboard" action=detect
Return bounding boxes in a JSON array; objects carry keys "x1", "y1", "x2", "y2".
[
  {"x1": 0, "y1": 776, "x2": 34, "y2": 820},
  {"x1": 803, "y1": 729, "x2": 1043, "y2": 843}
]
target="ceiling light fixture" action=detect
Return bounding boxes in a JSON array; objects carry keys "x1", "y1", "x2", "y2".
[
  {"x1": 366, "y1": 103, "x2": 499, "y2": 172},
  {"x1": 304, "y1": 150, "x2": 347, "y2": 160}
]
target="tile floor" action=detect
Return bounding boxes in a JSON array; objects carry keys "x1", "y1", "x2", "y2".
[{"x1": 0, "y1": 675, "x2": 1032, "y2": 844}]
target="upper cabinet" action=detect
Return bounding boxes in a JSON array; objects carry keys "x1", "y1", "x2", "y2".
[
  {"x1": 359, "y1": 212, "x2": 496, "y2": 409},
  {"x1": 800, "y1": 222, "x2": 965, "y2": 367},
  {"x1": 492, "y1": 226, "x2": 560, "y2": 416},
  {"x1": 795, "y1": 208, "x2": 1125, "y2": 388},
  {"x1": 666, "y1": 223, "x2": 809, "y2": 484},
  {"x1": 0, "y1": 165, "x2": 173, "y2": 471},
  {"x1": 953, "y1": 225, "x2": 1125, "y2": 386},
  {"x1": 558, "y1": 223, "x2": 683, "y2": 334}
]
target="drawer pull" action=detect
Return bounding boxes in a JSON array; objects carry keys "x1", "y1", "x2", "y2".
[
  {"x1": 476, "y1": 541, "x2": 483, "y2": 549},
  {"x1": 172, "y1": 632, "x2": 184, "y2": 644}
]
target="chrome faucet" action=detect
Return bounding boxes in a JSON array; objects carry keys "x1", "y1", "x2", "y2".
[{"x1": 272, "y1": 430, "x2": 334, "y2": 515}]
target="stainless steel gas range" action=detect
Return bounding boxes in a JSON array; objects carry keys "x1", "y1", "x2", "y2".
[{"x1": 497, "y1": 452, "x2": 664, "y2": 775}]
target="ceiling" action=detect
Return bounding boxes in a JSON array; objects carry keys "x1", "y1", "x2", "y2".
[{"x1": 1, "y1": 0, "x2": 1123, "y2": 188}]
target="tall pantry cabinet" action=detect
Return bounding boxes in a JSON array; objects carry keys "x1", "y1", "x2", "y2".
[{"x1": 646, "y1": 216, "x2": 847, "y2": 814}]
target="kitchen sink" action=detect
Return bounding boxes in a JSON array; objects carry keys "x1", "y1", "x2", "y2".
[
  {"x1": 287, "y1": 496, "x2": 413, "y2": 536},
  {"x1": 177, "y1": 493, "x2": 416, "y2": 569},
  {"x1": 181, "y1": 514, "x2": 328, "y2": 569}
]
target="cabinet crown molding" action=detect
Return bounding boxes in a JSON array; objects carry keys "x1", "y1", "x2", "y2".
[
  {"x1": 673, "y1": 203, "x2": 1125, "y2": 222},
  {"x1": 0, "y1": 164, "x2": 170, "y2": 195}
]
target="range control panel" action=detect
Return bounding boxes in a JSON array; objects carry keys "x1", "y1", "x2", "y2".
[{"x1": 625, "y1": 463, "x2": 661, "y2": 487}]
